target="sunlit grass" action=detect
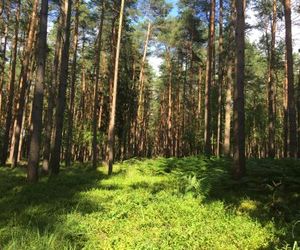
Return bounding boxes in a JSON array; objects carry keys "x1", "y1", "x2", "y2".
[{"x1": 0, "y1": 157, "x2": 299, "y2": 249}]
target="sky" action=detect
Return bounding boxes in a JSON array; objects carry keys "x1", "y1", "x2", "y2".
[{"x1": 149, "y1": 0, "x2": 300, "y2": 74}]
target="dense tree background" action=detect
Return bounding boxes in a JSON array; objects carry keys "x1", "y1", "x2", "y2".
[{"x1": 0, "y1": 0, "x2": 299, "y2": 182}]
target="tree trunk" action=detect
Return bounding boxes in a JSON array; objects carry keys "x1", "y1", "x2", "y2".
[
  {"x1": 0, "y1": 0, "x2": 20, "y2": 165},
  {"x1": 65, "y1": 0, "x2": 79, "y2": 167},
  {"x1": 136, "y1": 22, "x2": 151, "y2": 155},
  {"x1": 283, "y1": 0, "x2": 297, "y2": 158},
  {"x1": 27, "y1": 0, "x2": 48, "y2": 182},
  {"x1": 49, "y1": 0, "x2": 72, "y2": 175},
  {"x1": 233, "y1": 0, "x2": 246, "y2": 179},
  {"x1": 92, "y1": 1, "x2": 105, "y2": 168},
  {"x1": 0, "y1": 7, "x2": 9, "y2": 120},
  {"x1": 217, "y1": 0, "x2": 223, "y2": 157},
  {"x1": 42, "y1": 14, "x2": 63, "y2": 173},
  {"x1": 166, "y1": 47, "x2": 172, "y2": 157},
  {"x1": 224, "y1": 64, "x2": 233, "y2": 156},
  {"x1": 11, "y1": 0, "x2": 39, "y2": 168},
  {"x1": 267, "y1": 0, "x2": 277, "y2": 158},
  {"x1": 204, "y1": 0, "x2": 215, "y2": 156},
  {"x1": 297, "y1": 68, "x2": 300, "y2": 158},
  {"x1": 107, "y1": 0, "x2": 125, "y2": 175}
]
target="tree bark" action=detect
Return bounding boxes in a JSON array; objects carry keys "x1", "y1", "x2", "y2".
[
  {"x1": 92, "y1": 1, "x2": 105, "y2": 168},
  {"x1": 49, "y1": 0, "x2": 72, "y2": 175},
  {"x1": 65, "y1": 0, "x2": 80, "y2": 167},
  {"x1": 27, "y1": 0, "x2": 48, "y2": 182},
  {"x1": 0, "y1": 0, "x2": 20, "y2": 165},
  {"x1": 217, "y1": 0, "x2": 223, "y2": 157},
  {"x1": 267, "y1": 0, "x2": 277, "y2": 158},
  {"x1": 136, "y1": 22, "x2": 151, "y2": 155},
  {"x1": 283, "y1": 0, "x2": 297, "y2": 158},
  {"x1": 233, "y1": 0, "x2": 246, "y2": 179},
  {"x1": 204, "y1": 0, "x2": 215, "y2": 156},
  {"x1": 0, "y1": 6, "x2": 9, "y2": 120},
  {"x1": 297, "y1": 67, "x2": 300, "y2": 158},
  {"x1": 11, "y1": 0, "x2": 39, "y2": 168},
  {"x1": 42, "y1": 14, "x2": 63, "y2": 173},
  {"x1": 107, "y1": 0, "x2": 125, "y2": 175}
]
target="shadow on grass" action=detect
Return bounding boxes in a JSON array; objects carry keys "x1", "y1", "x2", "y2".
[
  {"x1": 0, "y1": 157, "x2": 299, "y2": 248},
  {"x1": 154, "y1": 156, "x2": 300, "y2": 248},
  {"x1": 0, "y1": 164, "x2": 126, "y2": 247}
]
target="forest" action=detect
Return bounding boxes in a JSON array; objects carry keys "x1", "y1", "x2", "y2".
[{"x1": 0, "y1": 0, "x2": 300, "y2": 248}]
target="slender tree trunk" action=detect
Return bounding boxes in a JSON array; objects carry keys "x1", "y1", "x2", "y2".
[
  {"x1": 137, "y1": 22, "x2": 151, "y2": 155},
  {"x1": 197, "y1": 65, "x2": 202, "y2": 153},
  {"x1": 297, "y1": 68, "x2": 300, "y2": 158},
  {"x1": 0, "y1": 8, "x2": 9, "y2": 120},
  {"x1": 49, "y1": 0, "x2": 72, "y2": 175},
  {"x1": 224, "y1": 64, "x2": 233, "y2": 156},
  {"x1": 11, "y1": 0, "x2": 39, "y2": 168},
  {"x1": 204, "y1": 0, "x2": 215, "y2": 156},
  {"x1": 107, "y1": 0, "x2": 125, "y2": 175},
  {"x1": 27, "y1": 0, "x2": 48, "y2": 182},
  {"x1": 166, "y1": 47, "x2": 172, "y2": 157},
  {"x1": 92, "y1": 1, "x2": 105, "y2": 168},
  {"x1": 267, "y1": 0, "x2": 277, "y2": 158},
  {"x1": 0, "y1": 0, "x2": 20, "y2": 165},
  {"x1": 283, "y1": 59, "x2": 288, "y2": 157},
  {"x1": 283, "y1": 0, "x2": 297, "y2": 158},
  {"x1": 42, "y1": 15, "x2": 62, "y2": 173},
  {"x1": 233, "y1": 0, "x2": 246, "y2": 179},
  {"x1": 65, "y1": 0, "x2": 79, "y2": 167},
  {"x1": 217, "y1": 0, "x2": 223, "y2": 157}
]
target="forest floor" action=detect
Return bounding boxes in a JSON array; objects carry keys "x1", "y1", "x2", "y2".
[{"x1": 0, "y1": 157, "x2": 299, "y2": 249}]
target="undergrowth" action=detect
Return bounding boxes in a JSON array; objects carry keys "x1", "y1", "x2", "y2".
[{"x1": 0, "y1": 157, "x2": 299, "y2": 249}]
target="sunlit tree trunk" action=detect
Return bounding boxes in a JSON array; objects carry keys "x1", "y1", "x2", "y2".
[
  {"x1": 166, "y1": 47, "x2": 172, "y2": 157},
  {"x1": 0, "y1": 0, "x2": 20, "y2": 165},
  {"x1": 137, "y1": 22, "x2": 151, "y2": 155},
  {"x1": 92, "y1": 1, "x2": 105, "y2": 168},
  {"x1": 107, "y1": 0, "x2": 125, "y2": 175},
  {"x1": 11, "y1": 0, "x2": 39, "y2": 168},
  {"x1": 217, "y1": 0, "x2": 223, "y2": 157},
  {"x1": 0, "y1": 5, "x2": 9, "y2": 120},
  {"x1": 283, "y1": 59, "x2": 288, "y2": 157}
]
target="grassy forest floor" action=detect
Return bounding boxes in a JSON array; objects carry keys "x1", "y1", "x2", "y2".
[{"x1": 0, "y1": 157, "x2": 299, "y2": 249}]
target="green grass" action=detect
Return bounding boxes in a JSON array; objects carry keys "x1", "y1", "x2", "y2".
[{"x1": 0, "y1": 157, "x2": 299, "y2": 249}]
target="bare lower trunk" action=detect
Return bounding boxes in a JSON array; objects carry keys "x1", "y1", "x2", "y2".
[
  {"x1": 92, "y1": 2, "x2": 105, "y2": 168},
  {"x1": 0, "y1": 12, "x2": 9, "y2": 120},
  {"x1": 204, "y1": 0, "x2": 215, "y2": 156},
  {"x1": 11, "y1": 0, "x2": 39, "y2": 168},
  {"x1": 268, "y1": 0, "x2": 277, "y2": 158},
  {"x1": 27, "y1": 0, "x2": 48, "y2": 182},
  {"x1": 107, "y1": 0, "x2": 125, "y2": 175},
  {"x1": 0, "y1": 0, "x2": 20, "y2": 165},
  {"x1": 217, "y1": 0, "x2": 223, "y2": 157},
  {"x1": 65, "y1": 0, "x2": 79, "y2": 167},
  {"x1": 233, "y1": 0, "x2": 246, "y2": 179},
  {"x1": 43, "y1": 15, "x2": 62, "y2": 173},
  {"x1": 49, "y1": 0, "x2": 72, "y2": 175},
  {"x1": 283, "y1": 0, "x2": 297, "y2": 158},
  {"x1": 136, "y1": 22, "x2": 151, "y2": 155}
]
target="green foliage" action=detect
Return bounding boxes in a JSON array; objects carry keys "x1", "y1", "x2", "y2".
[{"x1": 0, "y1": 157, "x2": 299, "y2": 249}]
